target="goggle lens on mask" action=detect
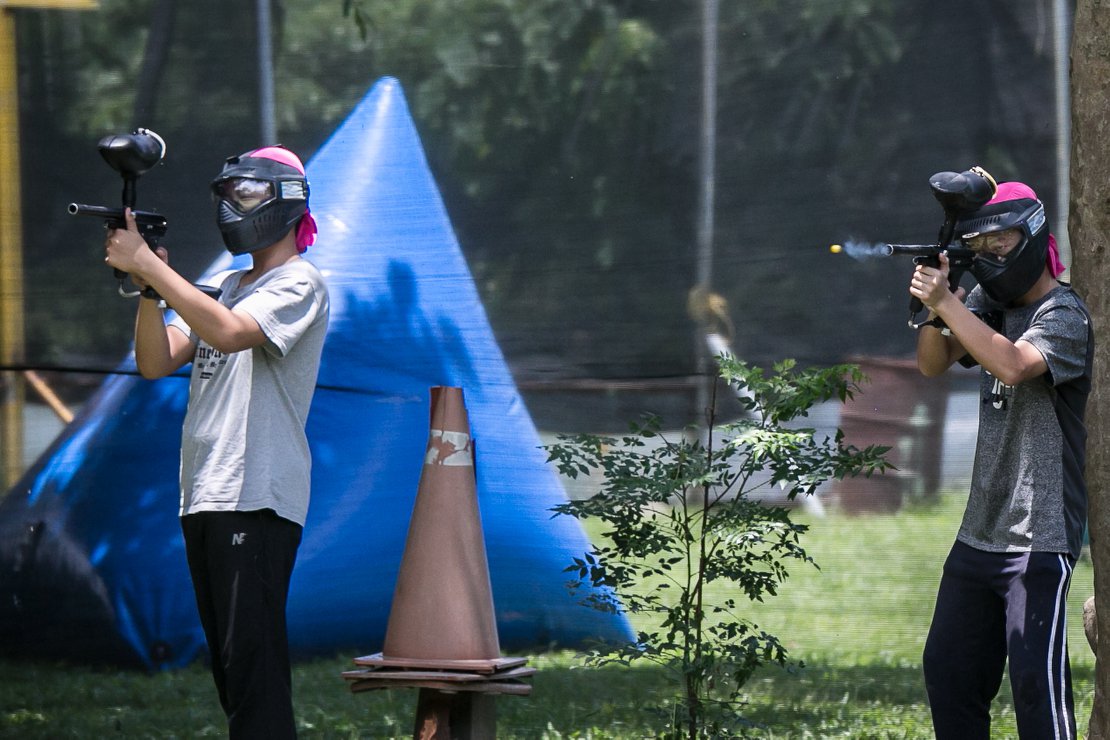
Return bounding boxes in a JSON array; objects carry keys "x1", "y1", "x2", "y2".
[
  {"x1": 962, "y1": 228, "x2": 1023, "y2": 261},
  {"x1": 214, "y1": 177, "x2": 274, "y2": 213}
]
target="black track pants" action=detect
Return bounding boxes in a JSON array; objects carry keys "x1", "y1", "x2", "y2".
[
  {"x1": 923, "y1": 540, "x2": 1076, "y2": 740},
  {"x1": 182, "y1": 509, "x2": 303, "y2": 740}
]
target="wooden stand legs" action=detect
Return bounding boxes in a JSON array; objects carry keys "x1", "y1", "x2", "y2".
[{"x1": 413, "y1": 690, "x2": 497, "y2": 740}]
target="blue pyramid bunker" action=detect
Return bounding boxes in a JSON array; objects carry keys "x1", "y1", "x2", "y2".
[{"x1": 0, "y1": 77, "x2": 632, "y2": 669}]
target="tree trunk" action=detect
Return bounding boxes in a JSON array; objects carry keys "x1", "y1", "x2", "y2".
[{"x1": 1071, "y1": 2, "x2": 1110, "y2": 737}]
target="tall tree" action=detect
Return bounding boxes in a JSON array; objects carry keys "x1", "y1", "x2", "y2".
[{"x1": 1070, "y1": 1, "x2": 1110, "y2": 736}]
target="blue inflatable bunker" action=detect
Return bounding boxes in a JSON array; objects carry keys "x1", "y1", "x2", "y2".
[{"x1": 0, "y1": 78, "x2": 632, "y2": 669}]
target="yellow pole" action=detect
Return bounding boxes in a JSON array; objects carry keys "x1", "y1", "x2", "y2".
[
  {"x1": 0, "y1": 8, "x2": 24, "y2": 491},
  {"x1": 0, "y1": 1, "x2": 96, "y2": 491},
  {"x1": 1, "y1": 1, "x2": 98, "y2": 8}
]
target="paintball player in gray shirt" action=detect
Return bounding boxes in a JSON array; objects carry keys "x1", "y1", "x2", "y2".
[
  {"x1": 909, "y1": 179, "x2": 1092, "y2": 740},
  {"x1": 105, "y1": 146, "x2": 330, "y2": 739}
]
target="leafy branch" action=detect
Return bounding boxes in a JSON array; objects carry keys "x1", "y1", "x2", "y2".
[{"x1": 547, "y1": 356, "x2": 890, "y2": 738}]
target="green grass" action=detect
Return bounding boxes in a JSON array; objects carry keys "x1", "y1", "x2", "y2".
[
  {"x1": 730, "y1": 492, "x2": 1095, "y2": 738},
  {"x1": 0, "y1": 493, "x2": 1095, "y2": 738}
]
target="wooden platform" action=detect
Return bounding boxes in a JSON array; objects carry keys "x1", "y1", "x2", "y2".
[
  {"x1": 351, "y1": 652, "x2": 529, "y2": 674},
  {"x1": 343, "y1": 653, "x2": 536, "y2": 738},
  {"x1": 342, "y1": 664, "x2": 536, "y2": 696}
]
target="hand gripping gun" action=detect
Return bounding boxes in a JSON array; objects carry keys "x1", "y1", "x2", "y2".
[{"x1": 68, "y1": 128, "x2": 168, "y2": 298}]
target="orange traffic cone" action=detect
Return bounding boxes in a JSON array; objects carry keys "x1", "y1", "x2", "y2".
[{"x1": 381, "y1": 386, "x2": 501, "y2": 661}]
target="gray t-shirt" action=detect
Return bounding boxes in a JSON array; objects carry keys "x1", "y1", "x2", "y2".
[
  {"x1": 169, "y1": 259, "x2": 330, "y2": 526},
  {"x1": 959, "y1": 284, "x2": 1092, "y2": 558}
]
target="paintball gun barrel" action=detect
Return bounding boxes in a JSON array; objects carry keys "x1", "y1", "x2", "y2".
[
  {"x1": 884, "y1": 243, "x2": 975, "y2": 259},
  {"x1": 67, "y1": 204, "x2": 168, "y2": 244}
]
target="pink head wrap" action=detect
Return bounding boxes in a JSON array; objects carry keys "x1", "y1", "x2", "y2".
[
  {"x1": 248, "y1": 146, "x2": 305, "y2": 173},
  {"x1": 986, "y1": 181, "x2": 1064, "y2": 278},
  {"x1": 247, "y1": 146, "x2": 318, "y2": 253}
]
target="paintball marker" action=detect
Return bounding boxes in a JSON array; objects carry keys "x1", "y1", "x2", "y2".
[
  {"x1": 831, "y1": 166, "x2": 997, "y2": 329},
  {"x1": 886, "y1": 242, "x2": 978, "y2": 328},
  {"x1": 905, "y1": 166, "x2": 997, "y2": 327},
  {"x1": 68, "y1": 128, "x2": 168, "y2": 298}
]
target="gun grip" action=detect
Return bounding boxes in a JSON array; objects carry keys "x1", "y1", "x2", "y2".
[
  {"x1": 946, "y1": 268, "x2": 964, "y2": 295},
  {"x1": 908, "y1": 254, "x2": 941, "y2": 318}
]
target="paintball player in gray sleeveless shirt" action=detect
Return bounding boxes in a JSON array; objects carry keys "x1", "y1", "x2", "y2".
[
  {"x1": 909, "y1": 178, "x2": 1092, "y2": 740},
  {"x1": 105, "y1": 146, "x2": 330, "y2": 739}
]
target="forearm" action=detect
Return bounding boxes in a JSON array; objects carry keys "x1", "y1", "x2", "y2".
[
  {"x1": 133, "y1": 298, "x2": 177, "y2": 379},
  {"x1": 916, "y1": 318, "x2": 965, "y2": 377},
  {"x1": 930, "y1": 293, "x2": 1042, "y2": 385},
  {"x1": 132, "y1": 256, "x2": 262, "y2": 354}
]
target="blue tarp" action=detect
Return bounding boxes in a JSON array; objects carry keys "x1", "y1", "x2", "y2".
[{"x1": 0, "y1": 77, "x2": 632, "y2": 669}]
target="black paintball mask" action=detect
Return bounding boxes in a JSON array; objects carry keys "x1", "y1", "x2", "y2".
[
  {"x1": 210, "y1": 147, "x2": 310, "y2": 255},
  {"x1": 957, "y1": 197, "x2": 1049, "y2": 305}
]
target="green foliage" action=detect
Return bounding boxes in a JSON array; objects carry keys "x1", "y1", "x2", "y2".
[
  {"x1": 279, "y1": 1, "x2": 694, "y2": 378},
  {"x1": 24, "y1": 1, "x2": 1056, "y2": 372},
  {"x1": 321, "y1": 0, "x2": 915, "y2": 375},
  {"x1": 546, "y1": 357, "x2": 890, "y2": 738}
]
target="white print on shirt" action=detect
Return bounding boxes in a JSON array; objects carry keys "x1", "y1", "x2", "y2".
[
  {"x1": 985, "y1": 372, "x2": 1014, "y2": 410},
  {"x1": 195, "y1": 345, "x2": 227, "y2": 381}
]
